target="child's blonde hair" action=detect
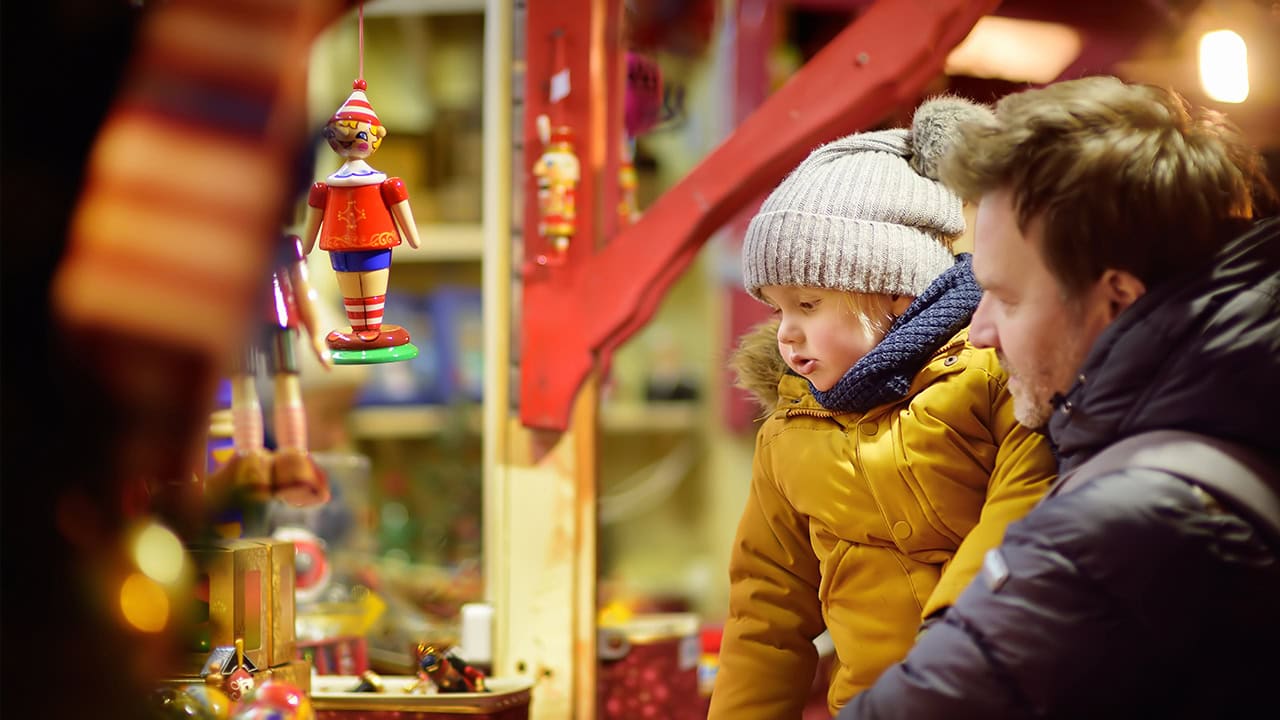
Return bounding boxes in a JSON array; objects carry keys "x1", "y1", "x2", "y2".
[{"x1": 842, "y1": 291, "x2": 898, "y2": 337}]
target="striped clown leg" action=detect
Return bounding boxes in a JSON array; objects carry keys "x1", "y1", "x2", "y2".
[
  {"x1": 207, "y1": 346, "x2": 271, "y2": 504},
  {"x1": 268, "y1": 329, "x2": 328, "y2": 506},
  {"x1": 343, "y1": 293, "x2": 385, "y2": 334},
  {"x1": 332, "y1": 249, "x2": 392, "y2": 342}
]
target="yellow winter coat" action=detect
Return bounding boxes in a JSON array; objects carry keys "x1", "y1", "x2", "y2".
[{"x1": 708, "y1": 323, "x2": 1056, "y2": 719}]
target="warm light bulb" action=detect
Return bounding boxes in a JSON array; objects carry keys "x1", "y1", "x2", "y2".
[
  {"x1": 945, "y1": 16, "x2": 1083, "y2": 84},
  {"x1": 1199, "y1": 30, "x2": 1249, "y2": 103}
]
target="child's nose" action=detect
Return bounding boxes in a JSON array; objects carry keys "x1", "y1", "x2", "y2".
[{"x1": 777, "y1": 318, "x2": 801, "y2": 345}]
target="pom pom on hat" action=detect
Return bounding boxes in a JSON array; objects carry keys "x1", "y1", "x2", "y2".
[
  {"x1": 741, "y1": 95, "x2": 992, "y2": 300},
  {"x1": 332, "y1": 79, "x2": 380, "y2": 126},
  {"x1": 908, "y1": 95, "x2": 995, "y2": 180}
]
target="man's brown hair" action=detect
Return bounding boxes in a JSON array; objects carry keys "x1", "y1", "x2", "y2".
[{"x1": 939, "y1": 75, "x2": 1277, "y2": 295}]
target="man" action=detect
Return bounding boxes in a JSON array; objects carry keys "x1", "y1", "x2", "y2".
[{"x1": 837, "y1": 75, "x2": 1280, "y2": 719}]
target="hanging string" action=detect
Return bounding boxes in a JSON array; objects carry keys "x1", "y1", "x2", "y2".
[{"x1": 357, "y1": 0, "x2": 365, "y2": 83}]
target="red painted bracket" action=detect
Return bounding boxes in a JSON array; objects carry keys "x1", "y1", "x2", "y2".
[{"x1": 519, "y1": 0, "x2": 1000, "y2": 430}]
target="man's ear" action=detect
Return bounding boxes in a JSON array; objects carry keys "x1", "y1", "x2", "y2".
[{"x1": 1100, "y1": 269, "x2": 1147, "y2": 320}]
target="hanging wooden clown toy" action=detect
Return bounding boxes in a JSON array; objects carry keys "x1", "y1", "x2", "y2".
[
  {"x1": 533, "y1": 115, "x2": 580, "y2": 256},
  {"x1": 208, "y1": 233, "x2": 331, "y2": 510},
  {"x1": 303, "y1": 23, "x2": 422, "y2": 364},
  {"x1": 530, "y1": 28, "x2": 579, "y2": 259}
]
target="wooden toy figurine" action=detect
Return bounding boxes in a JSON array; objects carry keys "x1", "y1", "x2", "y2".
[
  {"x1": 303, "y1": 79, "x2": 422, "y2": 364},
  {"x1": 532, "y1": 114, "x2": 579, "y2": 256},
  {"x1": 209, "y1": 234, "x2": 331, "y2": 510},
  {"x1": 234, "y1": 679, "x2": 314, "y2": 720},
  {"x1": 408, "y1": 643, "x2": 488, "y2": 694}
]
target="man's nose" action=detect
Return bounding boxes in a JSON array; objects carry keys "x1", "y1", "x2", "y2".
[{"x1": 969, "y1": 295, "x2": 998, "y2": 349}]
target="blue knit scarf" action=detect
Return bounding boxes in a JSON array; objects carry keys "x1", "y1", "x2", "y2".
[{"x1": 811, "y1": 254, "x2": 982, "y2": 413}]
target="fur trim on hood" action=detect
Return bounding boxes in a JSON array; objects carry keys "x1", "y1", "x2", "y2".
[{"x1": 729, "y1": 318, "x2": 787, "y2": 414}]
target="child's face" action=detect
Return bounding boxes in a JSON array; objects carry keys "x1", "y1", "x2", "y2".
[{"x1": 760, "y1": 286, "x2": 888, "y2": 392}]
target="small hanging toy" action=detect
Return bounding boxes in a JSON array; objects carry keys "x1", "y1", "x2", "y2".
[
  {"x1": 617, "y1": 51, "x2": 663, "y2": 227},
  {"x1": 207, "y1": 233, "x2": 331, "y2": 512},
  {"x1": 302, "y1": 1, "x2": 422, "y2": 365},
  {"x1": 530, "y1": 27, "x2": 579, "y2": 261},
  {"x1": 533, "y1": 114, "x2": 580, "y2": 255},
  {"x1": 618, "y1": 138, "x2": 639, "y2": 226}
]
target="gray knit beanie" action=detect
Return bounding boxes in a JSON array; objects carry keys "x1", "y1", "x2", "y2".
[{"x1": 742, "y1": 95, "x2": 992, "y2": 301}]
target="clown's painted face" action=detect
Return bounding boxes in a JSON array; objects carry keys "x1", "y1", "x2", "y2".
[
  {"x1": 324, "y1": 119, "x2": 385, "y2": 160},
  {"x1": 228, "y1": 674, "x2": 255, "y2": 700}
]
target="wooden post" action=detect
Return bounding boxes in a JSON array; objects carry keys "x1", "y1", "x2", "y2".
[{"x1": 491, "y1": 374, "x2": 599, "y2": 719}]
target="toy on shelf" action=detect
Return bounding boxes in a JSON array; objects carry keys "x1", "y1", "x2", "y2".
[
  {"x1": 207, "y1": 233, "x2": 332, "y2": 511},
  {"x1": 148, "y1": 684, "x2": 232, "y2": 720},
  {"x1": 408, "y1": 643, "x2": 488, "y2": 694},
  {"x1": 233, "y1": 679, "x2": 314, "y2": 720},
  {"x1": 274, "y1": 526, "x2": 332, "y2": 605},
  {"x1": 303, "y1": 72, "x2": 422, "y2": 365},
  {"x1": 350, "y1": 669, "x2": 386, "y2": 693},
  {"x1": 202, "y1": 638, "x2": 259, "y2": 702},
  {"x1": 181, "y1": 683, "x2": 234, "y2": 719}
]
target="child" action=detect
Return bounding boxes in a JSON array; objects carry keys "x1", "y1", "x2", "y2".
[{"x1": 707, "y1": 97, "x2": 1058, "y2": 719}]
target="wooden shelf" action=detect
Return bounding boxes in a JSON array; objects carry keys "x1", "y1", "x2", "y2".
[
  {"x1": 600, "y1": 401, "x2": 701, "y2": 433},
  {"x1": 363, "y1": 0, "x2": 486, "y2": 16},
  {"x1": 348, "y1": 401, "x2": 701, "y2": 439},
  {"x1": 393, "y1": 223, "x2": 483, "y2": 262},
  {"x1": 348, "y1": 403, "x2": 482, "y2": 438}
]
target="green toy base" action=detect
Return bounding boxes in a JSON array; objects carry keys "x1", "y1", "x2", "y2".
[{"x1": 330, "y1": 343, "x2": 419, "y2": 365}]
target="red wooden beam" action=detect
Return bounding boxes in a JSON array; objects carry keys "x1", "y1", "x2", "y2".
[{"x1": 520, "y1": 0, "x2": 1000, "y2": 430}]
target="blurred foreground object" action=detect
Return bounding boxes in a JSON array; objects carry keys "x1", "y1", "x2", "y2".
[{"x1": 17, "y1": 4, "x2": 354, "y2": 716}]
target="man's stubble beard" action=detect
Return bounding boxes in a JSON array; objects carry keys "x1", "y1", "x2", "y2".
[{"x1": 998, "y1": 350, "x2": 1057, "y2": 431}]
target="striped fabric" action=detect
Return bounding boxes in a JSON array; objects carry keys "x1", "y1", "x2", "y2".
[
  {"x1": 344, "y1": 294, "x2": 386, "y2": 331},
  {"x1": 49, "y1": 0, "x2": 354, "y2": 486}
]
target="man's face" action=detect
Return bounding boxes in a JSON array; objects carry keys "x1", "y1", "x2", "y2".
[{"x1": 969, "y1": 189, "x2": 1116, "y2": 429}]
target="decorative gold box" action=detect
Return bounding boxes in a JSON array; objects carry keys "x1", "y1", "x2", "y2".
[{"x1": 185, "y1": 537, "x2": 296, "y2": 673}]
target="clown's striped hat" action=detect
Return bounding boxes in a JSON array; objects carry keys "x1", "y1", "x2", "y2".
[{"x1": 332, "y1": 79, "x2": 380, "y2": 126}]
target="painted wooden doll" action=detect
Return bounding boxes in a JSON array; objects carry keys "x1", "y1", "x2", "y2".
[{"x1": 303, "y1": 79, "x2": 422, "y2": 364}]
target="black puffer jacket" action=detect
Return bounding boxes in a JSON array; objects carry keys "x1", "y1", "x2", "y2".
[{"x1": 838, "y1": 216, "x2": 1280, "y2": 719}]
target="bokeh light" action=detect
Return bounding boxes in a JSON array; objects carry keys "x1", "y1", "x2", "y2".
[
  {"x1": 133, "y1": 521, "x2": 187, "y2": 584},
  {"x1": 120, "y1": 572, "x2": 170, "y2": 633},
  {"x1": 1199, "y1": 29, "x2": 1249, "y2": 103}
]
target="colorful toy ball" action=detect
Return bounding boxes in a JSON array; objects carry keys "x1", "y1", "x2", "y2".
[
  {"x1": 148, "y1": 686, "x2": 216, "y2": 719},
  {"x1": 181, "y1": 684, "x2": 232, "y2": 720},
  {"x1": 234, "y1": 680, "x2": 313, "y2": 720},
  {"x1": 230, "y1": 707, "x2": 289, "y2": 720}
]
